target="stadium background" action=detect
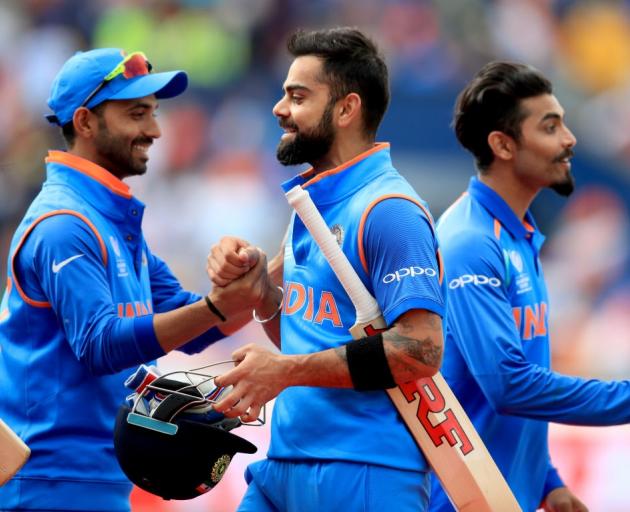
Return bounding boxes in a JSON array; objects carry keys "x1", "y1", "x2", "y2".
[{"x1": 1, "y1": 0, "x2": 630, "y2": 510}]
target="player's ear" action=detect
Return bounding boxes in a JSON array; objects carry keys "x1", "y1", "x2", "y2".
[
  {"x1": 336, "y1": 92, "x2": 362, "y2": 129},
  {"x1": 72, "y1": 107, "x2": 99, "y2": 140},
  {"x1": 487, "y1": 131, "x2": 515, "y2": 162}
]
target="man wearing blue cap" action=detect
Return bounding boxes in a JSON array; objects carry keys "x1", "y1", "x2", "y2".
[{"x1": 0, "y1": 48, "x2": 279, "y2": 511}]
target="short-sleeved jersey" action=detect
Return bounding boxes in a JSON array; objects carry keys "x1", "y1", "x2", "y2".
[
  {"x1": 430, "y1": 177, "x2": 630, "y2": 511},
  {"x1": 0, "y1": 151, "x2": 222, "y2": 511},
  {"x1": 269, "y1": 143, "x2": 445, "y2": 472}
]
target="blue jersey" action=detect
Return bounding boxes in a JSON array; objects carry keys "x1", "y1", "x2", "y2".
[
  {"x1": 0, "y1": 151, "x2": 223, "y2": 511},
  {"x1": 270, "y1": 143, "x2": 445, "y2": 472},
  {"x1": 430, "y1": 177, "x2": 630, "y2": 512}
]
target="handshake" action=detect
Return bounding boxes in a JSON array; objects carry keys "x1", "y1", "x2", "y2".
[{"x1": 205, "y1": 236, "x2": 283, "y2": 325}]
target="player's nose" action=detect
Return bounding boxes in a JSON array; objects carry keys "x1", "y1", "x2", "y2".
[
  {"x1": 273, "y1": 96, "x2": 289, "y2": 118},
  {"x1": 562, "y1": 125, "x2": 576, "y2": 148}
]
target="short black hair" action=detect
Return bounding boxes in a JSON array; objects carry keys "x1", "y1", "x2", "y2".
[
  {"x1": 287, "y1": 27, "x2": 389, "y2": 138},
  {"x1": 454, "y1": 61, "x2": 553, "y2": 172}
]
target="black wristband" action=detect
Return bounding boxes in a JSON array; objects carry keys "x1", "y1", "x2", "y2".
[
  {"x1": 345, "y1": 333, "x2": 396, "y2": 391},
  {"x1": 204, "y1": 295, "x2": 226, "y2": 322}
]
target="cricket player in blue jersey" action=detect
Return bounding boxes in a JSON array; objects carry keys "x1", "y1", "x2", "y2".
[
  {"x1": 429, "y1": 62, "x2": 630, "y2": 512},
  {"x1": 206, "y1": 28, "x2": 445, "y2": 511},
  {"x1": 0, "y1": 49, "x2": 275, "y2": 511}
]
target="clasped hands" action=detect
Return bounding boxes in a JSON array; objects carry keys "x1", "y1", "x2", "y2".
[{"x1": 206, "y1": 236, "x2": 289, "y2": 423}]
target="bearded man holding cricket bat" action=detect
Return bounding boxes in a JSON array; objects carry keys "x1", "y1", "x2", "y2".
[{"x1": 207, "y1": 27, "x2": 448, "y2": 511}]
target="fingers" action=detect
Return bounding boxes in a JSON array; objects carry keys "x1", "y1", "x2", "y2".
[
  {"x1": 207, "y1": 237, "x2": 255, "y2": 287},
  {"x1": 213, "y1": 345, "x2": 248, "y2": 388},
  {"x1": 207, "y1": 258, "x2": 245, "y2": 287},
  {"x1": 240, "y1": 249, "x2": 268, "y2": 285},
  {"x1": 211, "y1": 344, "x2": 270, "y2": 421},
  {"x1": 213, "y1": 390, "x2": 262, "y2": 423},
  {"x1": 543, "y1": 488, "x2": 588, "y2": 512},
  {"x1": 240, "y1": 403, "x2": 262, "y2": 423},
  {"x1": 237, "y1": 246, "x2": 260, "y2": 267},
  {"x1": 212, "y1": 382, "x2": 260, "y2": 420},
  {"x1": 216, "y1": 249, "x2": 269, "y2": 307}
]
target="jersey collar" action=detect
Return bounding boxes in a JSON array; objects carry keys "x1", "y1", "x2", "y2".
[
  {"x1": 281, "y1": 143, "x2": 392, "y2": 205},
  {"x1": 468, "y1": 176, "x2": 545, "y2": 249},
  {"x1": 44, "y1": 150, "x2": 144, "y2": 222},
  {"x1": 46, "y1": 151, "x2": 132, "y2": 198}
]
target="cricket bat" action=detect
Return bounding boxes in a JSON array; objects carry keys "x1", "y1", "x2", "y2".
[
  {"x1": 0, "y1": 418, "x2": 30, "y2": 486},
  {"x1": 286, "y1": 185, "x2": 520, "y2": 512}
]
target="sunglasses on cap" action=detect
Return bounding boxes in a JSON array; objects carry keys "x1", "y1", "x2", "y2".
[{"x1": 80, "y1": 51, "x2": 153, "y2": 108}]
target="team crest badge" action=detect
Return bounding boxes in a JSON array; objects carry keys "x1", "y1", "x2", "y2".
[
  {"x1": 210, "y1": 454, "x2": 232, "y2": 484},
  {"x1": 330, "y1": 224, "x2": 344, "y2": 246}
]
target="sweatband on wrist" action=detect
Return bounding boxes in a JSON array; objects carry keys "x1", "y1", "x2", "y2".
[
  {"x1": 345, "y1": 333, "x2": 396, "y2": 391},
  {"x1": 204, "y1": 295, "x2": 226, "y2": 322}
]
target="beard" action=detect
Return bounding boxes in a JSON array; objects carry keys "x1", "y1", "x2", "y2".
[
  {"x1": 550, "y1": 172, "x2": 575, "y2": 197},
  {"x1": 549, "y1": 148, "x2": 575, "y2": 197},
  {"x1": 276, "y1": 102, "x2": 335, "y2": 166},
  {"x1": 94, "y1": 115, "x2": 151, "y2": 178}
]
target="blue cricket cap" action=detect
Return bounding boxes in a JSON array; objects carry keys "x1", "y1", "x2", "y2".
[{"x1": 46, "y1": 48, "x2": 188, "y2": 126}]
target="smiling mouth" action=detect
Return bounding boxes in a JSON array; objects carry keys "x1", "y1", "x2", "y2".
[
  {"x1": 280, "y1": 129, "x2": 297, "y2": 141},
  {"x1": 556, "y1": 158, "x2": 572, "y2": 171},
  {"x1": 133, "y1": 142, "x2": 151, "y2": 151}
]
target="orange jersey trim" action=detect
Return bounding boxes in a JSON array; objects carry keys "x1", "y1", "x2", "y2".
[
  {"x1": 11, "y1": 210, "x2": 108, "y2": 308},
  {"x1": 494, "y1": 218, "x2": 502, "y2": 239},
  {"x1": 357, "y1": 194, "x2": 444, "y2": 285},
  {"x1": 46, "y1": 150, "x2": 132, "y2": 199},
  {"x1": 301, "y1": 143, "x2": 390, "y2": 189}
]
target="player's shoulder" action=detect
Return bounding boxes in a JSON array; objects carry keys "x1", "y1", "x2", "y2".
[
  {"x1": 439, "y1": 193, "x2": 496, "y2": 235},
  {"x1": 437, "y1": 194, "x2": 501, "y2": 257},
  {"x1": 367, "y1": 193, "x2": 433, "y2": 220},
  {"x1": 362, "y1": 194, "x2": 436, "y2": 247},
  {"x1": 26, "y1": 210, "x2": 102, "y2": 252},
  {"x1": 364, "y1": 170, "x2": 434, "y2": 216}
]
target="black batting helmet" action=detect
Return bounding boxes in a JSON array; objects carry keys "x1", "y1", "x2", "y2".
[{"x1": 113, "y1": 365, "x2": 260, "y2": 500}]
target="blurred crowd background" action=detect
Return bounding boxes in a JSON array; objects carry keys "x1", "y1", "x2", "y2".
[{"x1": 1, "y1": 0, "x2": 630, "y2": 510}]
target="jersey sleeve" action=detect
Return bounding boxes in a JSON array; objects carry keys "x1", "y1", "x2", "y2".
[
  {"x1": 19, "y1": 214, "x2": 165, "y2": 376},
  {"x1": 362, "y1": 197, "x2": 444, "y2": 325},
  {"x1": 541, "y1": 461, "x2": 564, "y2": 504},
  {"x1": 145, "y1": 249, "x2": 225, "y2": 354},
  {"x1": 146, "y1": 250, "x2": 202, "y2": 313},
  {"x1": 442, "y1": 229, "x2": 630, "y2": 425}
]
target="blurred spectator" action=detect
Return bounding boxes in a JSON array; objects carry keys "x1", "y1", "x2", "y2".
[
  {"x1": 558, "y1": 2, "x2": 630, "y2": 94},
  {"x1": 545, "y1": 186, "x2": 630, "y2": 379}
]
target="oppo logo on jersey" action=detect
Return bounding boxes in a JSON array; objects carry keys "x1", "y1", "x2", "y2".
[
  {"x1": 449, "y1": 274, "x2": 501, "y2": 289},
  {"x1": 382, "y1": 266, "x2": 437, "y2": 284}
]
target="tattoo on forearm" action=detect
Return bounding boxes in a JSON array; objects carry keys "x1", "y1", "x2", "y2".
[
  {"x1": 407, "y1": 336, "x2": 442, "y2": 368},
  {"x1": 422, "y1": 312, "x2": 442, "y2": 332},
  {"x1": 384, "y1": 329, "x2": 442, "y2": 369}
]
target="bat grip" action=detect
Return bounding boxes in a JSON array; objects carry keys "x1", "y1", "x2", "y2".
[{"x1": 286, "y1": 185, "x2": 381, "y2": 324}]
